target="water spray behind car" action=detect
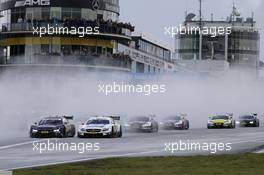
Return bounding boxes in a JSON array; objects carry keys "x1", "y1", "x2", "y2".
[{"x1": 0, "y1": 66, "x2": 264, "y2": 139}]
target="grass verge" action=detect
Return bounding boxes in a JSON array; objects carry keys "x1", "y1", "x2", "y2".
[{"x1": 14, "y1": 154, "x2": 264, "y2": 175}]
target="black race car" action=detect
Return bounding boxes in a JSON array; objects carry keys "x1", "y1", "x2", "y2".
[
  {"x1": 238, "y1": 114, "x2": 260, "y2": 127},
  {"x1": 160, "y1": 115, "x2": 190, "y2": 130},
  {"x1": 30, "y1": 116, "x2": 76, "y2": 138},
  {"x1": 125, "y1": 115, "x2": 159, "y2": 132}
]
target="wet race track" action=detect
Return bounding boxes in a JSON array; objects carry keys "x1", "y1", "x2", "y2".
[{"x1": 0, "y1": 127, "x2": 264, "y2": 171}]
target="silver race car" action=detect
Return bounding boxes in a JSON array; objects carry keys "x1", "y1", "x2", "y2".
[{"x1": 78, "y1": 116, "x2": 122, "y2": 138}]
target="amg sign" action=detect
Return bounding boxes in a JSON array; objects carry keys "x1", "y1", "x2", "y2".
[
  {"x1": 0, "y1": 0, "x2": 119, "y2": 14},
  {"x1": 24, "y1": 0, "x2": 50, "y2": 6}
]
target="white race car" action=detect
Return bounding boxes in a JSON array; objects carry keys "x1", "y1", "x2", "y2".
[{"x1": 78, "y1": 116, "x2": 122, "y2": 138}]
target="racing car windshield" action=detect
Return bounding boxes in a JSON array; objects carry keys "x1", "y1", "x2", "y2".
[
  {"x1": 211, "y1": 116, "x2": 229, "y2": 120},
  {"x1": 239, "y1": 115, "x2": 254, "y2": 120},
  {"x1": 87, "y1": 119, "x2": 110, "y2": 125},
  {"x1": 129, "y1": 117, "x2": 149, "y2": 122},
  {"x1": 39, "y1": 119, "x2": 63, "y2": 125}
]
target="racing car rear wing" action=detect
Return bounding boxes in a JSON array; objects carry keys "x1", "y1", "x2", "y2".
[
  {"x1": 107, "y1": 116, "x2": 121, "y2": 121},
  {"x1": 180, "y1": 114, "x2": 188, "y2": 117},
  {"x1": 62, "y1": 116, "x2": 74, "y2": 120}
]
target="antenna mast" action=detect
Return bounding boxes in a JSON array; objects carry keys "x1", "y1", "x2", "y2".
[
  {"x1": 198, "y1": 0, "x2": 202, "y2": 60},
  {"x1": 199, "y1": 0, "x2": 202, "y2": 26}
]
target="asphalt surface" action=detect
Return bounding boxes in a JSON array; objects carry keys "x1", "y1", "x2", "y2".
[{"x1": 0, "y1": 127, "x2": 264, "y2": 171}]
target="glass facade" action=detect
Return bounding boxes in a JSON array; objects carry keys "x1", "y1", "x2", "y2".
[
  {"x1": 228, "y1": 31, "x2": 259, "y2": 66},
  {"x1": 176, "y1": 23, "x2": 260, "y2": 68},
  {"x1": 136, "y1": 38, "x2": 171, "y2": 61},
  {"x1": 176, "y1": 34, "x2": 199, "y2": 60},
  {"x1": 6, "y1": 7, "x2": 118, "y2": 24}
]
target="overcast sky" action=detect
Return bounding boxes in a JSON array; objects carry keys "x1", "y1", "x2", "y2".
[{"x1": 120, "y1": 0, "x2": 264, "y2": 59}]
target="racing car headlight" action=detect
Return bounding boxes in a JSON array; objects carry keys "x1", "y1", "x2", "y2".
[
  {"x1": 32, "y1": 129, "x2": 38, "y2": 133},
  {"x1": 53, "y1": 129, "x2": 60, "y2": 132},
  {"x1": 79, "y1": 128, "x2": 86, "y2": 132},
  {"x1": 175, "y1": 120, "x2": 183, "y2": 125},
  {"x1": 102, "y1": 128, "x2": 110, "y2": 131},
  {"x1": 142, "y1": 122, "x2": 152, "y2": 127},
  {"x1": 207, "y1": 121, "x2": 213, "y2": 124},
  {"x1": 250, "y1": 121, "x2": 254, "y2": 124},
  {"x1": 224, "y1": 120, "x2": 231, "y2": 124}
]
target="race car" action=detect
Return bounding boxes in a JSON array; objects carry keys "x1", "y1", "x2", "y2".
[
  {"x1": 237, "y1": 114, "x2": 260, "y2": 127},
  {"x1": 30, "y1": 116, "x2": 76, "y2": 138},
  {"x1": 125, "y1": 115, "x2": 159, "y2": 132},
  {"x1": 207, "y1": 114, "x2": 236, "y2": 129},
  {"x1": 78, "y1": 116, "x2": 122, "y2": 138},
  {"x1": 160, "y1": 115, "x2": 189, "y2": 130}
]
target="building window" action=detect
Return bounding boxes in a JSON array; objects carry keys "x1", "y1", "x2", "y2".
[
  {"x1": 81, "y1": 9, "x2": 97, "y2": 21},
  {"x1": 11, "y1": 8, "x2": 25, "y2": 23},
  {"x1": 50, "y1": 7, "x2": 61, "y2": 20},
  {"x1": 61, "y1": 8, "x2": 71, "y2": 19},
  {"x1": 72, "y1": 8, "x2": 81, "y2": 19},
  {"x1": 42, "y1": 7, "x2": 50, "y2": 20}
]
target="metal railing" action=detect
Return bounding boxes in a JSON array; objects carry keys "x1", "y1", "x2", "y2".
[
  {"x1": 1, "y1": 20, "x2": 134, "y2": 37},
  {"x1": 1, "y1": 54, "x2": 132, "y2": 70}
]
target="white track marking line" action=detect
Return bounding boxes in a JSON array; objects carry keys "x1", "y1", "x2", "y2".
[
  {"x1": 1, "y1": 150, "x2": 161, "y2": 171},
  {"x1": 231, "y1": 139, "x2": 264, "y2": 145},
  {"x1": 0, "y1": 141, "x2": 37, "y2": 150},
  {"x1": 0, "y1": 139, "x2": 55, "y2": 150},
  {"x1": 255, "y1": 149, "x2": 264, "y2": 153},
  {"x1": 196, "y1": 136, "x2": 264, "y2": 145}
]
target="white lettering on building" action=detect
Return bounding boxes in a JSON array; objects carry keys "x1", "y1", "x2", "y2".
[{"x1": 24, "y1": 0, "x2": 50, "y2": 6}]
